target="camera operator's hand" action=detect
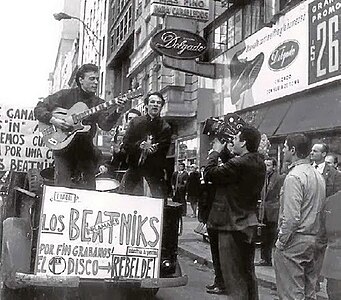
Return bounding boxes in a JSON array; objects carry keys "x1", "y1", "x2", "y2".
[{"x1": 211, "y1": 137, "x2": 226, "y2": 153}]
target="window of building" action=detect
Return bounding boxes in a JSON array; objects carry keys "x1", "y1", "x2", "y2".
[
  {"x1": 100, "y1": 71, "x2": 104, "y2": 94},
  {"x1": 136, "y1": 1, "x2": 143, "y2": 19},
  {"x1": 145, "y1": 15, "x2": 151, "y2": 36},
  {"x1": 115, "y1": 27, "x2": 120, "y2": 46},
  {"x1": 110, "y1": 34, "x2": 115, "y2": 52},
  {"x1": 128, "y1": 6, "x2": 132, "y2": 28},
  {"x1": 177, "y1": 137, "x2": 198, "y2": 167},
  {"x1": 136, "y1": 27, "x2": 141, "y2": 47},
  {"x1": 119, "y1": 20, "x2": 124, "y2": 41},
  {"x1": 102, "y1": 36, "x2": 105, "y2": 56},
  {"x1": 204, "y1": 0, "x2": 264, "y2": 60}
]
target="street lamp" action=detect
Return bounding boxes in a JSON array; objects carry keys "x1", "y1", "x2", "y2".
[{"x1": 53, "y1": 12, "x2": 100, "y2": 56}]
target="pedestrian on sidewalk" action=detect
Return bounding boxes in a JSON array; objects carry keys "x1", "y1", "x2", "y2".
[
  {"x1": 171, "y1": 162, "x2": 188, "y2": 216},
  {"x1": 198, "y1": 166, "x2": 210, "y2": 223},
  {"x1": 274, "y1": 134, "x2": 325, "y2": 300},
  {"x1": 205, "y1": 126, "x2": 266, "y2": 299},
  {"x1": 317, "y1": 190, "x2": 341, "y2": 300},
  {"x1": 311, "y1": 143, "x2": 341, "y2": 197},
  {"x1": 255, "y1": 158, "x2": 285, "y2": 267},
  {"x1": 186, "y1": 164, "x2": 201, "y2": 218}
]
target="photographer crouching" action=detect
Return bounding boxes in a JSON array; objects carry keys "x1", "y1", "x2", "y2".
[{"x1": 204, "y1": 123, "x2": 266, "y2": 299}]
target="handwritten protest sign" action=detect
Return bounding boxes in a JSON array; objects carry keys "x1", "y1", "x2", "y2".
[
  {"x1": 0, "y1": 105, "x2": 53, "y2": 171},
  {"x1": 35, "y1": 186, "x2": 164, "y2": 279}
]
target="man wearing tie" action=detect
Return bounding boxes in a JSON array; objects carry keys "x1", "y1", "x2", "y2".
[
  {"x1": 310, "y1": 143, "x2": 341, "y2": 197},
  {"x1": 310, "y1": 142, "x2": 341, "y2": 292}
]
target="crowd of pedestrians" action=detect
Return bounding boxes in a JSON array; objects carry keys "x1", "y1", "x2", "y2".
[{"x1": 196, "y1": 133, "x2": 341, "y2": 300}]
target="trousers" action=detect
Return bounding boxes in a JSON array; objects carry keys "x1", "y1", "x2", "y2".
[
  {"x1": 119, "y1": 168, "x2": 166, "y2": 198},
  {"x1": 327, "y1": 278, "x2": 341, "y2": 300},
  {"x1": 274, "y1": 234, "x2": 318, "y2": 300},
  {"x1": 207, "y1": 228, "x2": 224, "y2": 288},
  {"x1": 260, "y1": 221, "x2": 277, "y2": 263},
  {"x1": 54, "y1": 153, "x2": 96, "y2": 189},
  {"x1": 219, "y1": 230, "x2": 258, "y2": 300}
]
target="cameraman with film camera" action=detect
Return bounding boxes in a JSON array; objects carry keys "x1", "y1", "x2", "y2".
[{"x1": 203, "y1": 114, "x2": 266, "y2": 299}]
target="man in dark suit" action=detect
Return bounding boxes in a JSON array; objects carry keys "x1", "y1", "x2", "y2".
[
  {"x1": 311, "y1": 143, "x2": 341, "y2": 197},
  {"x1": 256, "y1": 158, "x2": 285, "y2": 266},
  {"x1": 171, "y1": 162, "x2": 188, "y2": 216},
  {"x1": 205, "y1": 126, "x2": 266, "y2": 299}
]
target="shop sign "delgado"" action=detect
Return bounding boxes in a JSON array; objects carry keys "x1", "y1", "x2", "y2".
[
  {"x1": 150, "y1": 29, "x2": 207, "y2": 60},
  {"x1": 268, "y1": 40, "x2": 299, "y2": 71}
]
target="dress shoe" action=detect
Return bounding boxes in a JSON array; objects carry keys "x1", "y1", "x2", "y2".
[
  {"x1": 206, "y1": 286, "x2": 226, "y2": 295},
  {"x1": 255, "y1": 259, "x2": 272, "y2": 266},
  {"x1": 206, "y1": 283, "x2": 217, "y2": 290}
]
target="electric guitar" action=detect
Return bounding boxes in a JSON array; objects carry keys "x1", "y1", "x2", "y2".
[{"x1": 39, "y1": 89, "x2": 143, "y2": 150}]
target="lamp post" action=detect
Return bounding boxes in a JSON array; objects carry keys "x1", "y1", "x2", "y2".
[{"x1": 53, "y1": 12, "x2": 100, "y2": 56}]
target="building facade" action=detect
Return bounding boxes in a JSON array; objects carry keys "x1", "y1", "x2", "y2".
[
  {"x1": 49, "y1": 0, "x2": 80, "y2": 93},
  {"x1": 198, "y1": 0, "x2": 341, "y2": 167}
]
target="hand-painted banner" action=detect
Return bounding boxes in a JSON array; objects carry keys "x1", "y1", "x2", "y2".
[
  {"x1": 0, "y1": 105, "x2": 53, "y2": 171},
  {"x1": 35, "y1": 186, "x2": 164, "y2": 279}
]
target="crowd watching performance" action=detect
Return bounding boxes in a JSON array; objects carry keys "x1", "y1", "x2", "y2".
[{"x1": 3, "y1": 1, "x2": 341, "y2": 295}]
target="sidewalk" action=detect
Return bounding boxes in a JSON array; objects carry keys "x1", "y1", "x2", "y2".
[{"x1": 178, "y1": 209, "x2": 328, "y2": 300}]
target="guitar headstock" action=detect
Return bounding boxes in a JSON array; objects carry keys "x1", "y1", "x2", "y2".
[{"x1": 117, "y1": 88, "x2": 144, "y2": 101}]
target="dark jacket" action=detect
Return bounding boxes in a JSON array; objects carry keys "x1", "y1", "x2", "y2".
[
  {"x1": 171, "y1": 171, "x2": 188, "y2": 192},
  {"x1": 262, "y1": 171, "x2": 286, "y2": 223},
  {"x1": 318, "y1": 190, "x2": 341, "y2": 280},
  {"x1": 205, "y1": 151, "x2": 266, "y2": 232},
  {"x1": 122, "y1": 115, "x2": 172, "y2": 176},
  {"x1": 34, "y1": 87, "x2": 119, "y2": 157},
  {"x1": 186, "y1": 171, "x2": 201, "y2": 197},
  {"x1": 322, "y1": 163, "x2": 341, "y2": 197}
]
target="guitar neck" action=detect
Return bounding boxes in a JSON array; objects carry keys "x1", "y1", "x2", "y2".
[
  {"x1": 75, "y1": 99, "x2": 116, "y2": 122},
  {"x1": 74, "y1": 88, "x2": 144, "y2": 123}
]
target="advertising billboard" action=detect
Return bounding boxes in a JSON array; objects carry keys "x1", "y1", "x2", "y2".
[{"x1": 218, "y1": 0, "x2": 341, "y2": 111}]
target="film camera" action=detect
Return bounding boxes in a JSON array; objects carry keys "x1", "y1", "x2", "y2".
[{"x1": 202, "y1": 113, "x2": 247, "y2": 143}]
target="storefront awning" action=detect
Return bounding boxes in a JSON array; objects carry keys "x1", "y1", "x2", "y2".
[
  {"x1": 239, "y1": 83, "x2": 341, "y2": 138},
  {"x1": 239, "y1": 100, "x2": 291, "y2": 137},
  {"x1": 275, "y1": 86, "x2": 341, "y2": 136}
]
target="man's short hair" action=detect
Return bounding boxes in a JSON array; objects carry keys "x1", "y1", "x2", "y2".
[
  {"x1": 144, "y1": 92, "x2": 165, "y2": 106},
  {"x1": 317, "y1": 143, "x2": 329, "y2": 154},
  {"x1": 286, "y1": 134, "x2": 311, "y2": 159},
  {"x1": 239, "y1": 126, "x2": 261, "y2": 153},
  {"x1": 125, "y1": 108, "x2": 141, "y2": 122},
  {"x1": 265, "y1": 157, "x2": 277, "y2": 167},
  {"x1": 75, "y1": 64, "x2": 98, "y2": 87}
]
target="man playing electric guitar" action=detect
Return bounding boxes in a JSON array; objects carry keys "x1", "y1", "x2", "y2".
[
  {"x1": 119, "y1": 92, "x2": 172, "y2": 198},
  {"x1": 34, "y1": 63, "x2": 126, "y2": 189}
]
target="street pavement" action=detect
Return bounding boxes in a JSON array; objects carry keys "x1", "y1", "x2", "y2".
[
  {"x1": 178, "y1": 203, "x2": 328, "y2": 300},
  {"x1": 157, "y1": 255, "x2": 279, "y2": 300}
]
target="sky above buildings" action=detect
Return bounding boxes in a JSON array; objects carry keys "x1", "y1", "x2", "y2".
[{"x1": 0, "y1": 0, "x2": 63, "y2": 107}]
